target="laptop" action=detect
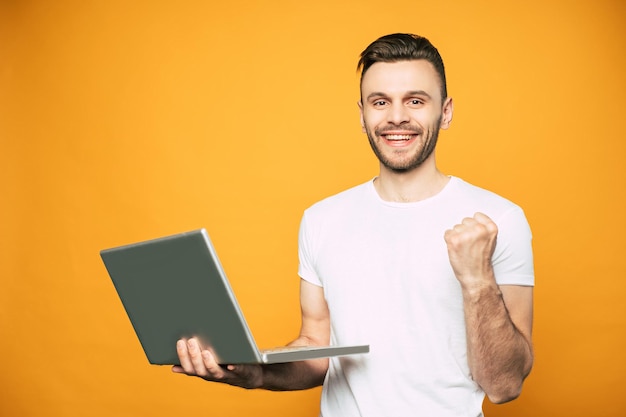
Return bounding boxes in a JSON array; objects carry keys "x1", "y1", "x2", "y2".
[{"x1": 100, "y1": 229, "x2": 369, "y2": 365}]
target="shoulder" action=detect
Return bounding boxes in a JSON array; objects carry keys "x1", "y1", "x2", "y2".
[
  {"x1": 450, "y1": 178, "x2": 534, "y2": 285},
  {"x1": 450, "y1": 177, "x2": 516, "y2": 206},
  {"x1": 298, "y1": 180, "x2": 376, "y2": 239},
  {"x1": 304, "y1": 180, "x2": 373, "y2": 217},
  {"x1": 447, "y1": 177, "x2": 525, "y2": 222}
]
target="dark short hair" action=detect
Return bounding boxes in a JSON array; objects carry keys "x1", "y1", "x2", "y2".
[{"x1": 358, "y1": 33, "x2": 447, "y2": 100}]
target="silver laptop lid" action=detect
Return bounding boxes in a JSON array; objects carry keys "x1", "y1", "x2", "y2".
[{"x1": 101, "y1": 229, "x2": 262, "y2": 365}]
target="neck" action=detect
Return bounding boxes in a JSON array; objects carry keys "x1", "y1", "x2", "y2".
[{"x1": 374, "y1": 161, "x2": 449, "y2": 203}]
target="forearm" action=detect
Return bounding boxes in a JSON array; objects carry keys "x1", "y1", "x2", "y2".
[
  {"x1": 462, "y1": 281, "x2": 533, "y2": 403},
  {"x1": 260, "y1": 337, "x2": 329, "y2": 391},
  {"x1": 260, "y1": 359, "x2": 328, "y2": 391}
]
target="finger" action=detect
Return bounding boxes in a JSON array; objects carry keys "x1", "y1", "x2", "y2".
[
  {"x1": 200, "y1": 349, "x2": 228, "y2": 379},
  {"x1": 176, "y1": 339, "x2": 195, "y2": 374},
  {"x1": 447, "y1": 220, "x2": 471, "y2": 237},
  {"x1": 473, "y1": 212, "x2": 493, "y2": 227},
  {"x1": 186, "y1": 339, "x2": 230, "y2": 380},
  {"x1": 443, "y1": 228, "x2": 455, "y2": 245},
  {"x1": 461, "y1": 217, "x2": 478, "y2": 227},
  {"x1": 444, "y1": 224, "x2": 464, "y2": 242},
  {"x1": 473, "y1": 212, "x2": 498, "y2": 234},
  {"x1": 473, "y1": 212, "x2": 491, "y2": 223},
  {"x1": 187, "y1": 338, "x2": 210, "y2": 377}
]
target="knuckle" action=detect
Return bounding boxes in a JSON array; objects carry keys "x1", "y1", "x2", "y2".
[{"x1": 182, "y1": 365, "x2": 196, "y2": 375}]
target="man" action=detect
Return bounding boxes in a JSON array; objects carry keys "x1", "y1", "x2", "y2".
[{"x1": 173, "y1": 33, "x2": 534, "y2": 416}]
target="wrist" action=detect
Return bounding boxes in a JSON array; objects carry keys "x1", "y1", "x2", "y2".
[{"x1": 459, "y1": 273, "x2": 499, "y2": 298}]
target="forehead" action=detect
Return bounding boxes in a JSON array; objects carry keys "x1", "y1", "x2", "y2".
[{"x1": 360, "y1": 60, "x2": 442, "y2": 101}]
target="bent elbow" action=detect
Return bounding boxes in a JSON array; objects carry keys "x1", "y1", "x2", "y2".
[
  {"x1": 485, "y1": 380, "x2": 524, "y2": 404},
  {"x1": 486, "y1": 386, "x2": 521, "y2": 404},
  {"x1": 484, "y1": 356, "x2": 533, "y2": 404}
]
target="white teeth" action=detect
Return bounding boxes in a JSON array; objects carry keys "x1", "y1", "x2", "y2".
[{"x1": 385, "y1": 134, "x2": 412, "y2": 140}]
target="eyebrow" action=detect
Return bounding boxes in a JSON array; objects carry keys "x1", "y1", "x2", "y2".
[{"x1": 366, "y1": 90, "x2": 433, "y2": 101}]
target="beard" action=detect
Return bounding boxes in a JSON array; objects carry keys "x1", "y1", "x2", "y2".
[{"x1": 365, "y1": 116, "x2": 442, "y2": 173}]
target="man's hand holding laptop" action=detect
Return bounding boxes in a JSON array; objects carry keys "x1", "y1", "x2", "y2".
[{"x1": 173, "y1": 338, "x2": 263, "y2": 389}]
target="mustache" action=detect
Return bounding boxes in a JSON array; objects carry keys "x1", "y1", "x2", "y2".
[{"x1": 375, "y1": 124, "x2": 424, "y2": 135}]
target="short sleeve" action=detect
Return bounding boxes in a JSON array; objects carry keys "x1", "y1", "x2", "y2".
[
  {"x1": 297, "y1": 212, "x2": 323, "y2": 287},
  {"x1": 492, "y1": 206, "x2": 535, "y2": 286}
]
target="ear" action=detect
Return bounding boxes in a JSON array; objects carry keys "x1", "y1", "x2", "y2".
[
  {"x1": 357, "y1": 100, "x2": 366, "y2": 133},
  {"x1": 440, "y1": 97, "x2": 454, "y2": 130}
]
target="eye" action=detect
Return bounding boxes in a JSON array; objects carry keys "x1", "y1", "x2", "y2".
[
  {"x1": 408, "y1": 99, "x2": 424, "y2": 106},
  {"x1": 372, "y1": 100, "x2": 388, "y2": 107}
]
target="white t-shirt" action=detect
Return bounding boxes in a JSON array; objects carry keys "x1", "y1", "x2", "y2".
[{"x1": 298, "y1": 177, "x2": 534, "y2": 417}]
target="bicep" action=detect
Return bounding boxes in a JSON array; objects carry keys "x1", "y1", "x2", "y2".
[{"x1": 298, "y1": 278, "x2": 330, "y2": 346}]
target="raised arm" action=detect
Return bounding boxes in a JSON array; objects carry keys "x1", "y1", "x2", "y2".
[
  {"x1": 444, "y1": 212, "x2": 534, "y2": 403},
  {"x1": 172, "y1": 278, "x2": 331, "y2": 391}
]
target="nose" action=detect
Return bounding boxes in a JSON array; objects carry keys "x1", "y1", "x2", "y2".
[{"x1": 387, "y1": 102, "x2": 410, "y2": 125}]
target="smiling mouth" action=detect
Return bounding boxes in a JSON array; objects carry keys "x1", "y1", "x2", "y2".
[{"x1": 383, "y1": 134, "x2": 414, "y2": 141}]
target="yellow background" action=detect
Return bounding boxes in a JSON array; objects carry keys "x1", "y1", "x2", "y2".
[{"x1": 2, "y1": 1, "x2": 625, "y2": 416}]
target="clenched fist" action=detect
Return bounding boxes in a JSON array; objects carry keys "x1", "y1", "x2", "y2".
[{"x1": 444, "y1": 212, "x2": 498, "y2": 288}]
